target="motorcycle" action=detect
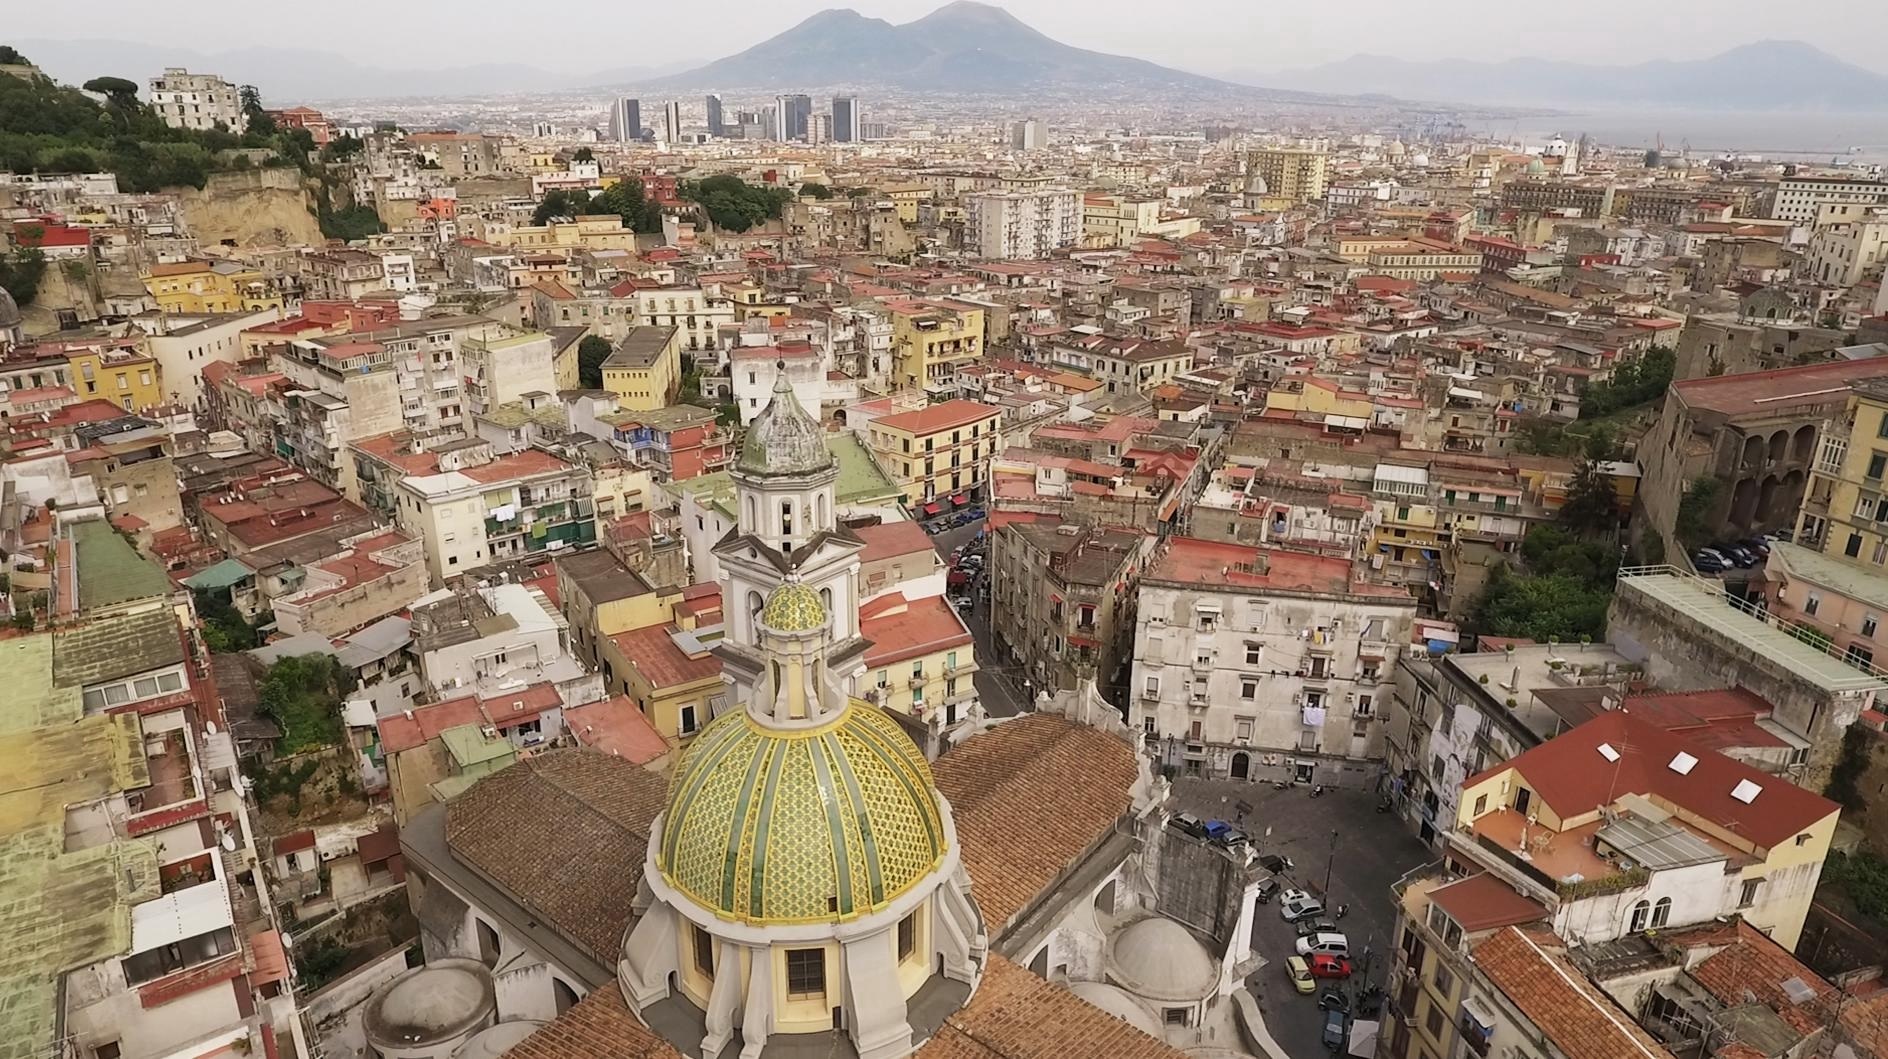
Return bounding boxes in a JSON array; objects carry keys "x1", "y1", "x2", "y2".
[
  {"x1": 1272, "y1": 779, "x2": 1290, "y2": 791},
  {"x1": 1375, "y1": 798, "x2": 1393, "y2": 814},
  {"x1": 1310, "y1": 785, "x2": 1325, "y2": 798}
]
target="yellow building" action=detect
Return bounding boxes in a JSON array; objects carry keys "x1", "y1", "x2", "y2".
[
  {"x1": 1080, "y1": 193, "x2": 1164, "y2": 248},
  {"x1": 600, "y1": 623, "x2": 724, "y2": 742},
  {"x1": 142, "y1": 260, "x2": 282, "y2": 314},
  {"x1": 866, "y1": 399, "x2": 1003, "y2": 505},
  {"x1": 1451, "y1": 711, "x2": 1839, "y2": 951},
  {"x1": 1245, "y1": 146, "x2": 1329, "y2": 207},
  {"x1": 470, "y1": 214, "x2": 639, "y2": 253},
  {"x1": 1261, "y1": 375, "x2": 1372, "y2": 421},
  {"x1": 1798, "y1": 377, "x2": 1888, "y2": 564},
  {"x1": 555, "y1": 549, "x2": 671, "y2": 669},
  {"x1": 859, "y1": 592, "x2": 978, "y2": 724},
  {"x1": 888, "y1": 299, "x2": 984, "y2": 393},
  {"x1": 880, "y1": 182, "x2": 932, "y2": 224},
  {"x1": 66, "y1": 347, "x2": 162, "y2": 411},
  {"x1": 600, "y1": 325, "x2": 681, "y2": 411}
]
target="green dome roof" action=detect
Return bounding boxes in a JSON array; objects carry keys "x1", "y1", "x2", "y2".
[
  {"x1": 761, "y1": 582, "x2": 827, "y2": 632},
  {"x1": 736, "y1": 369, "x2": 833, "y2": 478},
  {"x1": 658, "y1": 700, "x2": 948, "y2": 924}
]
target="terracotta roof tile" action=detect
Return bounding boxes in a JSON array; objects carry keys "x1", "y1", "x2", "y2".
[
  {"x1": 933, "y1": 714, "x2": 1138, "y2": 932},
  {"x1": 445, "y1": 750, "x2": 666, "y2": 963},
  {"x1": 1473, "y1": 927, "x2": 1676, "y2": 1059}
]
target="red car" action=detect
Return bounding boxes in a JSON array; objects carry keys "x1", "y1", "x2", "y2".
[{"x1": 1309, "y1": 953, "x2": 1353, "y2": 979}]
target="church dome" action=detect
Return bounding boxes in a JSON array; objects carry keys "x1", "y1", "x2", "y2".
[
  {"x1": 736, "y1": 368, "x2": 832, "y2": 478},
  {"x1": 1106, "y1": 917, "x2": 1218, "y2": 1003},
  {"x1": 658, "y1": 699, "x2": 948, "y2": 925},
  {"x1": 0, "y1": 285, "x2": 19, "y2": 328},
  {"x1": 761, "y1": 581, "x2": 826, "y2": 632}
]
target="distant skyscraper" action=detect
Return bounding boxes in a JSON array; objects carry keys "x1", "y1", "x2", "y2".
[
  {"x1": 760, "y1": 105, "x2": 779, "y2": 142},
  {"x1": 661, "y1": 101, "x2": 682, "y2": 146},
  {"x1": 608, "y1": 97, "x2": 641, "y2": 142},
  {"x1": 809, "y1": 114, "x2": 832, "y2": 146},
  {"x1": 774, "y1": 93, "x2": 812, "y2": 141},
  {"x1": 1010, "y1": 118, "x2": 1044, "y2": 151},
  {"x1": 831, "y1": 97, "x2": 860, "y2": 143},
  {"x1": 705, "y1": 94, "x2": 724, "y2": 137}
]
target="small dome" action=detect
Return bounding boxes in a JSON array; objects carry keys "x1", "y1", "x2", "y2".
[
  {"x1": 0, "y1": 286, "x2": 19, "y2": 328},
  {"x1": 452, "y1": 1020, "x2": 543, "y2": 1059},
  {"x1": 1069, "y1": 981, "x2": 1163, "y2": 1037},
  {"x1": 364, "y1": 959, "x2": 495, "y2": 1048},
  {"x1": 1526, "y1": 157, "x2": 1547, "y2": 175},
  {"x1": 736, "y1": 367, "x2": 832, "y2": 478},
  {"x1": 658, "y1": 699, "x2": 948, "y2": 924},
  {"x1": 762, "y1": 581, "x2": 827, "y2": 632},
  {"x1": 1107, "y1": 917, "x2": 1218, "y2": 1003}
]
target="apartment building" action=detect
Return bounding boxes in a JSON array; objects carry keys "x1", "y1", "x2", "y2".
[
  {"x1": 145, "y1": 309, "x2": 283, "y2": 408},
  {"x1": 393, "y1": 445, "x2": 597, "y2": 583},
  {"x1": 964, "y1": 188, "x2": 1080, "y2": 260},
  {"x1": 1081, "y1": 193, "x2": 1163, "y2": 248},
  {"x1": 888, "y1": 298, "x2": 984, "y2": 393},
  {"x1": 1804, "y1": 208, "x2": 1888, "y2": 287},
  {"x1": 142, "y1": 260, "x2": 282, "y2": 314},
  {"x1": 1771, "y1": 174, "x2": 1888, "y2": 224},
  {"x1": 859, "y1": 591, "x2": 978, "y2": 725},
  {"x1": 270, "y1": 338, "x2": 405, "y2": 498},
  {"x1": 1364, "y1": 240, "x2": 1485, "y2": 281},
  {"x1": 866, "y1": 398, "x2": 1003, "y2": 505},
  {"x1": 406, "y1": 132, "x2": 505, "y2": 178},
  {"x1": 1245, "y1": 146, "x2": 1330, "y2": 205},
  {"x1": 1128, "y1": 536, "x2": 1416, "y2": 786},
  {"x1": 458, "y1": 330, "x2": 559, "y2": 416},
  {"x1": 301, "y1": 249, "x2": 386, "y2": 301},
  {"x1": 600, "y1": 325, "x2": 681, "y2": 411},
  {"x1": 147, "y1": 67, "x2": 245, "y2": 131},
  {"x1": 990, "y1": 522, "x2": 1147, "y2": 696}
]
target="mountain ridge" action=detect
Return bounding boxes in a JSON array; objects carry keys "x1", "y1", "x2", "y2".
[{"x1": 1254, "y1": 40, "x2": 1888, "y2": 111}]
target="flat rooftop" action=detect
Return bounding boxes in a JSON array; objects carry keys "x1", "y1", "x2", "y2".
[{"x1": 1446, "y1": 643, "x2": 1640, "y2": 741}]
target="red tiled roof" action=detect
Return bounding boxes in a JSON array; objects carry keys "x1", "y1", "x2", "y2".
[
  {"x1": 377, "y1": 694, "x2": 483, "y2": 754},
  {"x1": 876, "y1": 399, "x2": 1000, "y2": 436},
  {"x1": 459, "y1": 448, "x2": 573, "y2": 484},
  {"x1": 861, "y1": 593, "x2": 973, "y2": 668},
  {"x1": 1474, "y1": 927, "x2": 1676, "y2": 1059},
  {"x1": 1676, "y1": 919, "x2": 1834, "y2": 1035},
  {"x1": 1466, "y1": 711, "x2": 1838, "y2": 850},
  {"x1": 565, "y1": 696, "x2": 671, "y2": 765},
  {"x1": 854, "y1": 520, "x2": 934, "y2": 564},
  {"x1": 1427, "y1": 872, "x2": 1548, "y2": 932},
  {"x1": 608, "y1": 624, "x2": 720, "y2": 689}
]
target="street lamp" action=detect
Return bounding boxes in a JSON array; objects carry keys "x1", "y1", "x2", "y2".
[{"x1": 1323, "y1": 828, "x2": 1339, "y2": 902}]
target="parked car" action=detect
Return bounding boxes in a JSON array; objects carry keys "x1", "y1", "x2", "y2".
[
  {"x1": 1766, "y1": 528, "x2": 1793, "y2": 543},
  {"x1": 1168, "y1": 812, "x2": 1210, "y2": 841},
  {"x1": 1279, "y1": 891, "x2": 1325, "y2": 922},
  {"x1": 1254, "y1": 877, "x2": 1281, "y2": 904},
  {"x1": 1318, "y1": 987, "x2": 1350, "y2": 1012},
  {"x1": 1308, "y1": 953, "x2": 1353, "y2": 979},
  {"x1": 1258, "y1": 854, "x2": 1293, "y2": 875},
  {"x1": 1740, "y1": 536, "x2": 1771, "y2": 558},
  {"x1": 1295, "y1": 917, "x2": 1339, "y2": 937},
  {"x1": 968, "y1": 507, "x2": 987, "y2": 520},
  {"x1": 1284, "y1": 955, "x2": 1316, "y2": 995},
  {"x1": 1693, "y1": 549, "x2": 1732, "y2": 573},
  {"x1": 1203, "y1": 820, "x2": 1247, "y2": 848},
  {"x1": 1295, "y1": 932, "x2": 1351, "y2": 958},
  {"x1": 1716, "y1": 543, "x2": 1758, "y2": 568},
  {"x1": 1321, "y1": 1007, "x2": 1348, "y2": 1050},
  {"x1": 948, "y1": 595, "x2": 972, "y2": 612}
]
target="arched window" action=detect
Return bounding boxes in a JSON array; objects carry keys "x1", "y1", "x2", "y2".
[
  {"x1": 817, "y1": 493, "x2": 829, "y2": 530},
  {"x1": 1627, "y1": 900, "x2": 1650, "y2": 934},
  {"x1": 745, "y1": 495, "x2": 757, "y2": 532},
  {"x1": 748, "y1": 591, "x2": 764, "y2": 630},
  {"x1": 552, "y1": 978, "x2": 579, "y2": 1015},
  {"x1": 780, "y1": 500, "x2": 794, "y2": 537},
  {"x1": 1651, "y1": 896, "x2": 1672, "y2": 929}
]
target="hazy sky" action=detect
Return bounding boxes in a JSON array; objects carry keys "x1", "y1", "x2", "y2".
[{"x1": 13, "y1": 0, "x2": 1888, "y2": 74}]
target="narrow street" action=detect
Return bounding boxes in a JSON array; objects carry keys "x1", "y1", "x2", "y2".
[{"x1": 926, "y1": 518, "x2": 1028, "y2": 718}]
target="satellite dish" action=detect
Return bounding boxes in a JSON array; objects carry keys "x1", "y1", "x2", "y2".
[
  {"x1": 220, "y1": 832, "x2": 236, "y2": 852},
  {"x1": 281, "y1": 932, "x2": 294, "y2": 948},
  {"x1": 205, "y1": 721, "x2": 217, "y2": 735}
]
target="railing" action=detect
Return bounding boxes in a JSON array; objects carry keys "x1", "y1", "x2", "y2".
[{"x1": 1617, "y1": 565, "x2": 1888, "y2": 685}]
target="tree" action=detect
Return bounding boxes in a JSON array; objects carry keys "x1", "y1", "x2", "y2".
[
  {"x1": 578, "y1": 335, "x2": 613, "y2": 389},
  {"x1": 572, "y1": 146, "x2": 594, "y2": 163},
  {"x1": 0, "y1": 46, "x2": 28, "y2": 65},
  {"x1": 1559, "y1": 458, "x2": 1621, "y2": 536},
  {"x1": 533, "y1": 187, "x2": 593, "y2": 226},
  {"x1": 258, "y1": 653, "x2": 353, "y2": 753},
  {"x1": 82, "y1": 76, "x2": 138, "y2": 102},
  {"x1": 317, "y1": 201, "x2": 383, "y2": 241},
  {"x1": 1468, "y1": 525, "x2": 1619, "y2": 644},
  {"x1": 801, "y1": 182, "x2": 833, "y2": 199},
  {"x1": 321, "y1": 133, "x2": 363, "y2": 162},
  {"x1": 680, "y1": 174, "x2": 792, "y2": 233},
  {"x1": 194, "y1": 588, "x2": 259, "y2": 652},
  {"x1": 1579, "y1": 346, "x2": 1675, "y2": 419},
  {"x1": 0, "y1": 245, "x2": 48, "y2": 306},
  {"x1": 1675, "y1": 476, "x2": 1723, "y2": 549},
  {"x1": 587, "y1": 178, "x2": 662, "y2": 234}
]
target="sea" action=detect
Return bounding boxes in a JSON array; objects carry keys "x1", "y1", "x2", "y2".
[{"x1": 1472, "y1": 108, "x2": 1888, "y2": 165}]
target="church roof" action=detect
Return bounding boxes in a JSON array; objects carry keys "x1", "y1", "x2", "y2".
[
  {"x1": 657, "y1": 699, "x2": 947, "y2": 925},
  {"x1": 735, "y1": 367, "x2": 833, "y2": 478},
  {"x1": 760, "y1": 581, "x2": 826, "y2": 632}
]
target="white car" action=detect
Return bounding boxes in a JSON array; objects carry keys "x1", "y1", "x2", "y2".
[
  {"x1": 1279, "y1": 890, "x2": 1325, "y2": 922},
  {"x1": 1294, "y1": 931, "x2": 1350, "y2": 958}
]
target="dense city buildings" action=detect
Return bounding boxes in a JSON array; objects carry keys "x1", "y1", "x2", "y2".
[{"x1": 9, "y1": 9, "x2": 1888, "y2": 1059}]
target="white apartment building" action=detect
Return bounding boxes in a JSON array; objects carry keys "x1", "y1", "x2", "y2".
[
  {"x1": 1771, "y1": 175, "x2": 1888, "y2": 224},
  {"x1": 393, "y1": 444, "x2": 597, "y2": 584},
  {"x1": 147, "y1": 308, "x2": 283, "y2": 408},
  {"x1": 1804, "y1": 209, "x2": 1888, "y2": 287},
  {"x1": 147, "y1": 68, "x2": 246, "y2": 132},
  {"x1": 965, "y1": 188, "x2": 1080, "y2": 260},
  {"x1": 1127, "y1": 536, "x2": 1417, "y2": 788}
]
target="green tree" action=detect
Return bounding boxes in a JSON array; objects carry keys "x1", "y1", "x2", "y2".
[
  {"x1": 258, "y1": 653, "x2": 353, "y2": 753},
  {"x1": 0, "y1": 46, "x2": 28, "y2": 65},
  {"x1": 0, "y1": 245, "x2": 48, "y2": 306},
  {"x1": 680, "y1": 174, "x2": 792, "y2": 233},
  {"x1": 1579, "y1": 346, "x2": 1675, "y2": 419},
  {"x1": 801, "y1": 182, "x2": 833, "y2": 199},
  {"x1": 317, "y1": 201, "x2": 384, "y2": 241},
  {"x1": 1823, "y1": 849, "x2": 1888, "y2": 923},
  {"x1": 82, "y1": 76, "x2": 138, "y2": 102},
  {"x1": 1675, "y1": 476, "x2": 1723, "y2": 549},
  {"x1": 194, "y1": 588, "x2": 259, "y2": 652},
  {"x1": 533, "y1": 187, "x2": 593, "y2": 225},
  {"x1": 1470, "y1": 568, "x2": 1611, "y2": 643},
  {"x1": 587, "y1": 178, "x2": 662, "y2": 234},
  {"x1": 1559, "y1": 458, "x2": 1621, "y2": 536},
  {"x1": 572, "y1": 146, "x2": 594, "y2": 162},
  {"x1": 578, "y1": 335, "x2": 612, "y2": 389},
  {"x1": 321, "y1": 133, "x2": 363, "y2": 162}
]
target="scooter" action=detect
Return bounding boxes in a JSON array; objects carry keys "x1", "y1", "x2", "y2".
[
  {"x1": 1311, "y1": 785, "x2": 1325, "y2": 798},
  {"x1": 1375, "y1": 798, "x2": 1393, "y2": 814},
  {"x1": 1272, "y1": 779, "x2": 1290, "y2": 791}
]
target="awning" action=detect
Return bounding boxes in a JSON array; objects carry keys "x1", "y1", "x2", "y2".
[
  {"x1": 183, "y1": 558, "x2": 255, "y2": 591},
  {"x1": 951, "y1": 493, "x2": 970, "y2": 506},
  {"x1": 922, "y1": 502, "x2": 944, "y2": 516},
  {"x1": 1323, "y1": 414, "x2": 1368, "y2": 430}
]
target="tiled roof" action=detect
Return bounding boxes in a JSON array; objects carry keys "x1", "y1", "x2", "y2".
[
  {"x1": 876, "y1": 399, "x2": 1000, "y2": 437},
  {"x1": 445, "y1": 750, "x2": 665, "y2": 963},
  {"x1": 854, "y1": 519, "x2": 934, "y2": 563},
  {"x1": 1473, "y1": 927, "x2": 1676, "y2": 1059},
  {"x1": 1427, "y1": 872, "x2": 1548, "y2": 932},
  {"x1": 932, "y1": 714, "x2": 1139, "y2": 931},
  {"x1": 1678, "y1": 919, "x2": 1834, "y2": 1036},
  {"x1": 861, "y1": 594, "x2": 973, "y2": 669},
  {"x1": 607, "y1": 624, "x2": 720, "y2": 689}
]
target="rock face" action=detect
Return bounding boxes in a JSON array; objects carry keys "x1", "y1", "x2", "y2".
[{"x1": 171, "y1": 169, "x2": 323, "y2": 247}]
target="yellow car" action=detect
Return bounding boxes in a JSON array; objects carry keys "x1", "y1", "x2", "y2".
[{"x1": 1285, "y1": 955, "x2": 1316, "y2": 995}]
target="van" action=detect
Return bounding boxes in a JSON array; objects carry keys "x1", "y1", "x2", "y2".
[{"x1": 1294, "y1": 932, "x2": 1350, "y2": 959}]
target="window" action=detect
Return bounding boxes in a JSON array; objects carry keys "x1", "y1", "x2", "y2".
[
  {"x1": 897, "y1": 912, "x2": 917, "y2": 961},
  {"x1": 1241, "y1": 679, "x2": 1258, "y2": 700},
  {"x1": 1848, "y1": 533, "x2": 1865, "y2": 559},
  {"x1": 1143, "y1": 675, "x2": 1160, "y2": 698},
  {"x1": 1806, "y1": 593, "x2": 1821, "y2": 616},
  {"x1": 785, "y1": 948, "x2": 826, "y2": 999},
  {"x1": 1431, "y1": 961, "x2": 1455, "y2": 997},
  {"x1": 1651, "y1": 896, "x2": 1672, "y2": 929},
  {"x1": 1356, "y1": 693, "x2": 1373, "y2": 717},
  {"x1": 1628, "y1": 900, "x2": 1650, "y2": 933},
  {"x1": 1740, "y1": 879, "x2": 1763, "y2": 907},
  {"x1": 1164, "y1": 1008, "x2": 1188, "y2": 1026},
  {"x1": 692, "y1": 924, "x2": 716, "y2": 975},
  {"x1": 1245, "y1": 643, "x2": 1262, "y2": 665},
  {"x1": 1871, "y1": 452, "x2": 1888, "y2": 480},
  {"x1": 1235, "y1": 718, "x2": 1253, "y2": 741},
  {"x1": 1424, "y1": 1001, "x2": 1444, "y2": 1039},
  {"x1": 1472, "y1": 794, "x2": 1487, "y2": 816},
  {"x1": 679, "y1": 705, "x2": 698, "y2": 735}
]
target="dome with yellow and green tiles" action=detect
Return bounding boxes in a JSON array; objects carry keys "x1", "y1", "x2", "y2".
[
  {"x1": 760, "y1": 581, "x2": 826, "y2": 633},
  {"x1": 656, "y1": 698, "x2": 949, "y2": 925}
]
